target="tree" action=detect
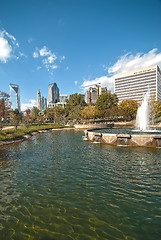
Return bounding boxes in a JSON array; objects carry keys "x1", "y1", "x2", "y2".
[
  {"x1": 67, "y1": 105, "x2": 83, "y2": 121},
  {"x1": 47, "y1": 106, "x2": 65, "y2": 123},
  {"x1": 118, "y1": 99, "x2": 139, "y2": 121},
  {"x1": 65, "y1": 93, "x2": 86, "y2": 115},
  {"x1": 81, "y1": 105, "x2": 99, "y2": 121},
  {"x1": 154, "y1": 101, "x2": 161, "y2": 118},
  {"x1": 31, "y1": 107, "x2": 40, "y2": 122},
  {"x1": 11, "y1": 109, "x2": 22, "y2": 130},
  {"x1": 0, "y1": 91, "x2": 10, "y2": 131},
  {"x1": 96, "y1": 92, "x2": 118, "y2": 111},
  {"x1": 23, "y1": 109, "x2": 32, "y2": 128}
]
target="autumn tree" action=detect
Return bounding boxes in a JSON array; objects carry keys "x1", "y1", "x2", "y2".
[
  {"x1": 81, "y1": 105, "x2": 99, "y2": 122},
  {"x1": 103, "y1": 106, "x2": 125, "y2": 121},
  {"x1": 23, "y1": 109, "x2": 32, "y2": 128},
  {"x1": 118, "y1": 99, "x2": 139, "y2": 120},
  {"x1": 96, "y1": 92, "x2": 118, "y2": 111}
]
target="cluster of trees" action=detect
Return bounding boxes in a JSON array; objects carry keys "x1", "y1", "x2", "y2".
[
  {"x1": 1, "y1": 89, "x2": 161, "y2": 129},
  {"x1": 64, "y1": 92, "x2": 139, "y2": 122}
]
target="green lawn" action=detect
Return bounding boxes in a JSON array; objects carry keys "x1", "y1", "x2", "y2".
[{"x1": 0, "y1": 123, "x2": 66, "y2": 141}]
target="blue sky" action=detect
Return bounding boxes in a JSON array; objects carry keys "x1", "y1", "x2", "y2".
[{"x1": 0, "y1": 0, "x2": 161, "y2": 110}]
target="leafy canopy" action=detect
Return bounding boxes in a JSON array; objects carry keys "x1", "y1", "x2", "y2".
[
  {"x1": 118, "y1": 99, "x2": 139, "y2": 120},
  {"x1": 96, "y1": 92, "x2": 118, "y2": 111},
  {"x1": 65, "y1": 93, "x2": 86, "y2": 114}
]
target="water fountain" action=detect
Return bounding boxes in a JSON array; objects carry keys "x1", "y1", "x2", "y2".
[
  {"x1": 136, "y1": 91, "x2": 150, "y2": 131},
  {"x1": 85, "y1": 90, "x2": 161, "y2": 147}
]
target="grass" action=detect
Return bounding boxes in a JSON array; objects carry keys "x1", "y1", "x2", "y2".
[{"x1": 0, "y1": 123, "x2": 67, "y2": 141}]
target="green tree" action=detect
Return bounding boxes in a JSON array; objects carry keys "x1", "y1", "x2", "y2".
[
  {"x1": 0, "y1": 91, "x2": 10, "y2": 130},
  {"x1": 96, "y1": 92, "x2": 118, "y2": 111},
  {"x1": 11, "y1": 109, "x2": 22, "y2": 130},
  {"x1": 67, "y1": 105, "x2": 83, "y2": 121},
  {"x1": 65, "y1": 93, "x2": 86, "y2": 115},
  {"x1": 118, "y1": 99, "x2": 139, "y2": 120},
  {"x1": 31, "y1": 107, "x2": 40, "y2": 122},
  {"x1": 47, "y1": 106, "x2": 65, "y2": 123}
]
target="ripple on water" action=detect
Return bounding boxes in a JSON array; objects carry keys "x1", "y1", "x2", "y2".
[{"x1": 0, "y1": 130, "x2": 161, "y2": 239}]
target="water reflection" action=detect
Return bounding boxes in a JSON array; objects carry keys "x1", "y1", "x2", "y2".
[{"x1": 0, "y1": 130, "x2": 161, "y2": 239}]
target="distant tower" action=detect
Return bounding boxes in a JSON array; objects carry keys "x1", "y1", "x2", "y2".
[
  {"x1": 41, "y1": 96, "x2": 45, "y2": 111},
  {"x1": 48, "y1": 83, "x2": 59, "y2": 104},
  {"x1": 9, "y1": 83, "x2": 21, "y2": 111},
  {"x1": 44, "y1": 98, "x2": 47, "y2": 110},
  {"x1": 37, "y1": 89, "x2": 41, "y2": 111}
]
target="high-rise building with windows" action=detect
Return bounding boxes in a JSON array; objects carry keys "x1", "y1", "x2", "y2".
[
  {"x1": 9, "y1": 83, "x2": 21, "y2": 111},
  {"x1": 37, "y1": 89, "x2": 41, "y2": 111},
  {"x1": 85, "y1": 86, "x2": 108, "y2": 104},
  {"x1": 59, "y1": 95, "x2": 68, "y2": 103},
  {"x1": 48, "y1": 83, "x2": 59, "y2": 106},
  {"x1": 37, "y1": 89, "x2": 47, "y2": 111},
  {"x1": 114, "y1": 65, "x2": 161, "y2": 103}
]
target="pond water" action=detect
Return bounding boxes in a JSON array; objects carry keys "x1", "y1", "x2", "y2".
[
  {"x1": 0, "y1": 130, "x2": 161, "y2": 240},
  {"x1": 93, "y1": 127, "x2": 161, "y2": 135}
]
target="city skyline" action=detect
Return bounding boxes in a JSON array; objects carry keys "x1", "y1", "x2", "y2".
[{"x1": 1, "y1": 0, "x2": 161, "y2": 111}]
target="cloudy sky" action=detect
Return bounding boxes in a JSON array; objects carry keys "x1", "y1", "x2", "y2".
[{"x1": 0, "y1": 0, "x2": 161, "y2": 110}]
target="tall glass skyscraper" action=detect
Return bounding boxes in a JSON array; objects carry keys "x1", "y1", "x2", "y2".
[
  {"x1": 48, "y1": 83, "x2": 59, "y2": 105},
  {"x1": 9, "y1": 83, "x2": 21, "y2": 111}
]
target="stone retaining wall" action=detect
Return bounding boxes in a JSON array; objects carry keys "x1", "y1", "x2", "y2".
[
  {"x1": 85, "y1": 130, "x2": 161, "y2": 148},
  {"x1": 74, "y1": 123, "x2": 114, "y2": 129}
]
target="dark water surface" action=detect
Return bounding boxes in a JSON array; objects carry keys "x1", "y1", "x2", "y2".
[{"x1": 0, "y1": 130, "x2": 161, "y2": 240}]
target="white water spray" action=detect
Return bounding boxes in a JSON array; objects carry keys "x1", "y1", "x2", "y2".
[{"x1": 136, "y1": 91, "x2": 150, "y2": 131}]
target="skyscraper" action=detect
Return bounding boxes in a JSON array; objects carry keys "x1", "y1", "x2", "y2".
[
  {"x1": 37, "y1": 89, "x2": 41, "y2": 111},
  {"x1": 48, "y1": 83, "x2": 59, "y2": 105},
  {"x1": 9, "y1": 83, "x2": 21, "y2": 111},
  {"x1": 59, "y1": 95, "x2": 68, "y2": 103},
  {"x1": 85, "y1": 86, "x2": 108, "y2": 104}
]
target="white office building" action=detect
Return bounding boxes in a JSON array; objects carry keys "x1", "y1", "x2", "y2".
[{"x1": 114, "y1": 65, "x2": 161, "y2": 103}]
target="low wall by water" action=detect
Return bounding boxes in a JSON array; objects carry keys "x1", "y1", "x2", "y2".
[
  {"x1": 74, "y1": 123, "x2": 114, "y2": 129},
  {"x1": 85, "y1": 130, "x2": 161, "y2": 148}
]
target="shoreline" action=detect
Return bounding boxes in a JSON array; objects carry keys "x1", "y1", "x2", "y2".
[{"x1": 0, "y1": 127, "x2": 75, "y2": 147}]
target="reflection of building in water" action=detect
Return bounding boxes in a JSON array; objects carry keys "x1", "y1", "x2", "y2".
[
  {"x1": 114, "y1": 65, "x2": 161, "y2": 103},
  {"x1": 9, "y1": 83, "x2": 21, "y2": 111}
]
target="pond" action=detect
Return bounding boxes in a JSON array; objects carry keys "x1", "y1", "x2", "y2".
[
  {"x1": 0, "y1": 130, "x2": 161, "y2": 239},
  {"x1": 92, "y1": 127, "x2": 161, "y2": 135}
]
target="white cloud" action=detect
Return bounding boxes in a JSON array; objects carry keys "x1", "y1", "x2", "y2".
[
  {"x1": 82, "y1": 48, "x2": 161, "y2": 93},
  {"x1": 21, "y1": 99, "x2": 37, "y2": 111},
  {"x1": 82, "y1": 76, "x2": 114, "y2": 92},
  {"x1": 74, "y1": 81, "x2": 78, "y2": 86},
  {"x1": 33, "y1": 46, "x2": 64, "y2": 74},
  {"x1": 0, "y1": 29, "x2": 26, "y2": 63},
  {"x1": 0, "y1": 37, "x2": 12, "y2": 63},
  {"x1": 33, "y1": 51, "x2": 39, "y2": 58},
  {"x1": 108, "y1": 48, "x2": 161, "y2": 75},
  {"x1": 28, "y1": 38, "x2": 34, "y2": 44}
]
